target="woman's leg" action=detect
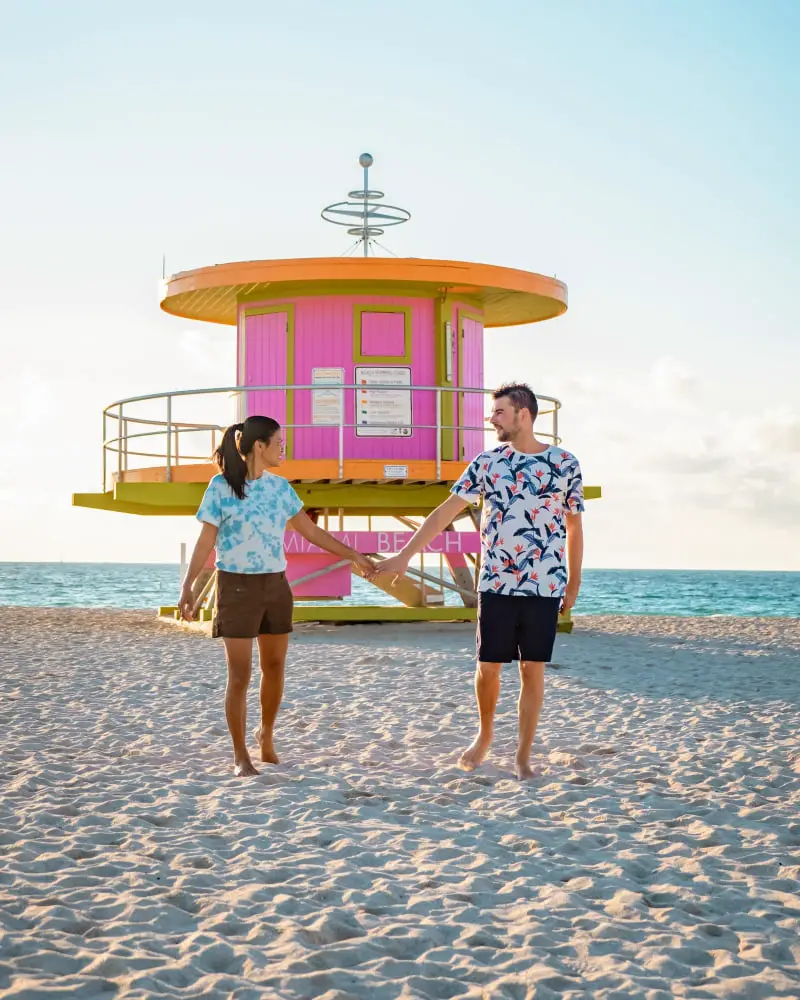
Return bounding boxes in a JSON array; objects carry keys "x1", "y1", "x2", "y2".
[
  {"x1": 222, "y1": 637, "x2": 258, "y2": 776},
  {"x1": 255, "y1": 633, "x2": 289, "y2": 764}
]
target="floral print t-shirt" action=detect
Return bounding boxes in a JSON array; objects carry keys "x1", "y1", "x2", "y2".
[
  {"x1": 451, "y1": 445, "x2": 584, "y2": 598},
  {"x1": 196, "y1": 473, "x2": 304, "y2": 574}
]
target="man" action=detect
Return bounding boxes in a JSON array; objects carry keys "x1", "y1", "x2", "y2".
[{"x1": 378, "y1": 383, "x2": 584, "y2": 780}]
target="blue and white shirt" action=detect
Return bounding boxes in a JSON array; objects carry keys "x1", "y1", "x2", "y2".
[
  {"x1": 196, "y1": 473, "x2": 304, "y2": 574},
  {"x1": 452, "y1": 445, "x2": 584, "y2": 598}
]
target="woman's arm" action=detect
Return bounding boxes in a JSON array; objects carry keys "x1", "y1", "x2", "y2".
[
  {"x1": 288, "y1": 511, "x2": 375, "y2": 576},
  {"x1": 179, "y1": 522, "x2": 218, "y2": 620}
]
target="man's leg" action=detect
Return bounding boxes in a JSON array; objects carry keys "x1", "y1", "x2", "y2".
[
  {"x1": 516, "y1": 659, "x2": 545, "y2": 780},
  {"x1": 458, "y1": 661, "x2": 502, "y2": 770},
  {"x1": 222, "y1": 637, "x2": 258, "y2": 777},
  {"x1": 255, "y1": 633, "x2": 289, "y2": 765}
]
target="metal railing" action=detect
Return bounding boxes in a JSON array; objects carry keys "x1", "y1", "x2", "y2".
[{"x1": 101, "y1": 384, "x2": 561, "y2": 489}]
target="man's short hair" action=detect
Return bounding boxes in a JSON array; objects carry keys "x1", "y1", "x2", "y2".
[{"x1": 492, "y1": 382, "x2": 538, "y2": 421}]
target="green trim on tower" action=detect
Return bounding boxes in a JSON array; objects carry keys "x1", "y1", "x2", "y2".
[
  {"x1": 352, "y1": 304, "x2": 413, "y2": 364},
  {"x1": 237, "y1": 281, "x2": 463, "y2": 304},
  {"x1": 73, "y1": 481, "x2": 603, "y2": 518},
  {"x1": 156, "y1": 603, "x2": 573, "y2": 630}
]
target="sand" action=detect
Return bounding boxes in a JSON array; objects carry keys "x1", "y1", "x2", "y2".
[{"x1": 1, "y1": 608, "x2": 799, "y2": 999}]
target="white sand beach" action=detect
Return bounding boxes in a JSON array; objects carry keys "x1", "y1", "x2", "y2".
[{"x1": 1, "y1": 609, "x2": 799, "y2": 999}]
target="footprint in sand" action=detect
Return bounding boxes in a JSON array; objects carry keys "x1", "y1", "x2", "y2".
[
  {"x1": 187, "y1": 855, "x2": 214, "y2": 869},
  {"x1": 195, "y1": 941, "x2": 246, "y2": 975}
]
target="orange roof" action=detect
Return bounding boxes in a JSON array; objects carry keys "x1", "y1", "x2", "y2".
[{"x1": 159, "y1": 257, "x2": 567, "y2": 328}]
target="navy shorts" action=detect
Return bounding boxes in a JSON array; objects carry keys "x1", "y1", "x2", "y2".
[{"x1": 476, "y1": 592, "x2": 561, "y2": 663}]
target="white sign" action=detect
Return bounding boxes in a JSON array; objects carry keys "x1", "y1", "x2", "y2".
[
  {"x1": 355, "y1": 366, "x2": 412, "y2": 437},
  {"x1": 383, "y1": 465, "x2": 408, "y2": 479},
  {"x1": 311, "y1": 367, "x2": 345, "y2": 426}
]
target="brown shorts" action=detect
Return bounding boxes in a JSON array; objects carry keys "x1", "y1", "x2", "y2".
[{"x1": 212, "y1": 570, "x2": 294, "y2": 639}]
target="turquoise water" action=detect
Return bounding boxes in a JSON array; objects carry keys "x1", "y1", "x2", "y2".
[{"x1": 0, "y1": 563, "x2": 797, "y2": 617}]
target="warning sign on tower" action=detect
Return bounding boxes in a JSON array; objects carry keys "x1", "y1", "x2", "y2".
[{"x1": 354, "y1": 366, "x2": 412, "y2": 437}]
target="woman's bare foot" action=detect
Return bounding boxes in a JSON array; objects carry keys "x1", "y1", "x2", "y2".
[
  {"x1": 254, "y1": 726, "x2": 280, "y2": 765},
  {"x1": 234, "y1": 756, "x2": 260, "y2": 777},
  {"x1": 458, "y1": 732, "x2": 492, "y2": 771}
]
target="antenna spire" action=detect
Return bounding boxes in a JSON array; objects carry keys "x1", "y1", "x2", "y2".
[{"x1": 321, "y1": 153, "x2": 410, "y2": 257}]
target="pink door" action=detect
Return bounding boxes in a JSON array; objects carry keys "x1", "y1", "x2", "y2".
[
  {"x1": 244, "y1": 312, "x2": 288, "y2": 426},
  {"x1": 459, "y1": 316, "x2": 485, "y2": 460}
]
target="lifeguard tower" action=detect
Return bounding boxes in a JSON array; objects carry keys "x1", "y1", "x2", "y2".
[{"x1": 72, "y1": 154, "x2": 600, "y2": 624}]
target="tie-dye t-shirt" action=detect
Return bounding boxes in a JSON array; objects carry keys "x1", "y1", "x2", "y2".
[
  {"x1": 451, "y1": 445, "x2": 584, "y2": 598},
  {"x1": 196, "y1": 473, "x2": 304, "y2": 574}
]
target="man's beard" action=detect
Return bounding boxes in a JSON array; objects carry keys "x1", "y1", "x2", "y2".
[{"x1": 495, "y1": 422, "x2": 517, "y2": 442}]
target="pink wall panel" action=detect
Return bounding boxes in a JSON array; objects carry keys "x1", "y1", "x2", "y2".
[
  {"x1": 242, "y1": 295, "x2": 436, "y2": 462},
  {"x1": 460, "y1": 316, "x2": 485, "y2": 459},
  {"x1": 449, "y1": 303, "x2": 486, "y2": 460},
  {"x1": 244, "y1": 312, "x2": 287, "y2": 422},
  {"x1": 291, "y1": 296, "x2": 341, "y2": 462},
  {"x1": 360, "y1": 311, "x2": 405, "y2": 356},
  {"x1": 285, "y1": 553, "x2": 352, "y2": 598}
]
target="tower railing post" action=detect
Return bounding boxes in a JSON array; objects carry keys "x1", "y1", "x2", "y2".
[
  {"x1": 117, "y1": 404, "x2": 124, "y2": 480},
  {"x1": 166, "y1": 395, "x2": 173, "y2": 483},
  {"x1": 338, "y1": 387, "x2": 344, "y2": 479},
  {"x1": 435, "y1": 387, "x2": 442, "y2": 480}
]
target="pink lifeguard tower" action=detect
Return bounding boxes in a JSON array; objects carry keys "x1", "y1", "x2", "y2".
[{"x1": 73, "y1": 154, "x2": 600, "y2": 624}]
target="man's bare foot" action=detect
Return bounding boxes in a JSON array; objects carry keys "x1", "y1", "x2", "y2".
[
  {"x1": 458, "y1": 734, "x2": 492, "y2": 771},
  {"x1": 514, "y1": 757, "x2": 540, "y2": 781},
  {"x1": 254, "y1": 726, "x2": 280, "y2": 765},
  {"x1": 234, "y1": 757, "x2": 260, "y2": 777}
]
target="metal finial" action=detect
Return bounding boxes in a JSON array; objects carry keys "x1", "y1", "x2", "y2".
[{"x1": 321, "y1": 153, "x2": 410, "y2": 257}]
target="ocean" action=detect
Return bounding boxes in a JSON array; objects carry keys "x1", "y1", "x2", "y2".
[{"x1": 0, "y1": 563, "x2": 797, "y2": 617}]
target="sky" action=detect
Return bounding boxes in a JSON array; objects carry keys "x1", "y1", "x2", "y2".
[{"x1": 1, "y1": 0, "x2": 798, "y2": 570}]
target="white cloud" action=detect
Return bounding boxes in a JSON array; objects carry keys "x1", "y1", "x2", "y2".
[
  {"x1": 177, "y1": 325, "x2": 236, "y2": 386},
  {"x1": 552, "y1": 356, "x2": 800, "y2": 568},
  {"x1": 650, "y1": 356, "x2": 699, "y2": 401}
]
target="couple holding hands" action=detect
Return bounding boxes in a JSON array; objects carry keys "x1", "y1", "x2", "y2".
[{"x1": 180, "y1": 383, "x2": 584, "y2": 780}]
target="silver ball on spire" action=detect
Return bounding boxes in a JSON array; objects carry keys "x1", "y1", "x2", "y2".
[{"x1": 358, "y1": 153, "x2": 373, "y2": 168}]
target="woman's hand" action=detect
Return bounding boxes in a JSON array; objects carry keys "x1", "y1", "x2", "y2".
[
  {"x1": 179, "y1": 584, "x2": 196, "y2": 621},
  {"x1": 352, "y1": 552, "x2": 378, "y2": 580},
  {"x1": 179, "y1": 524, "x2": 218, "y2": 621}
]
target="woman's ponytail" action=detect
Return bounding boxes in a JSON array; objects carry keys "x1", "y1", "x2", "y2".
[
  {"x1": 213, "y1": 416, "x2": 281, "y2": 500},
  {"x1": 214, "y1": 423, "x2": 248, "y2": 499}
]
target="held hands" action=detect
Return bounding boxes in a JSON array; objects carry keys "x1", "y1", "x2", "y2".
[
  {"x1": 352, "y1": 553, "x2": 379, "y2": 581},
  {"x1": 351, "y1": 551, "x2": 408, "y2": 583},
  {"x1": 375, "y1": 554, "x2": 410, "y2": 582},
  {"x1": 560, "y1": 579, "x2": 580, "y2": 615}
]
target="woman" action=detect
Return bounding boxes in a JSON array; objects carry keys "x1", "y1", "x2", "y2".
[{"x1": 179, "y1": 415, "x2": 375, "y2": 777}]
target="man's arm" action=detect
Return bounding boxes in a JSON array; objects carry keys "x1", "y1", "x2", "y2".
[
  {"x1": 377, "y1": 494, "x2": 470, "y2": 577},
  {"x1": 561, "y1": 513, "x2": 584, "y2": 612}
]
